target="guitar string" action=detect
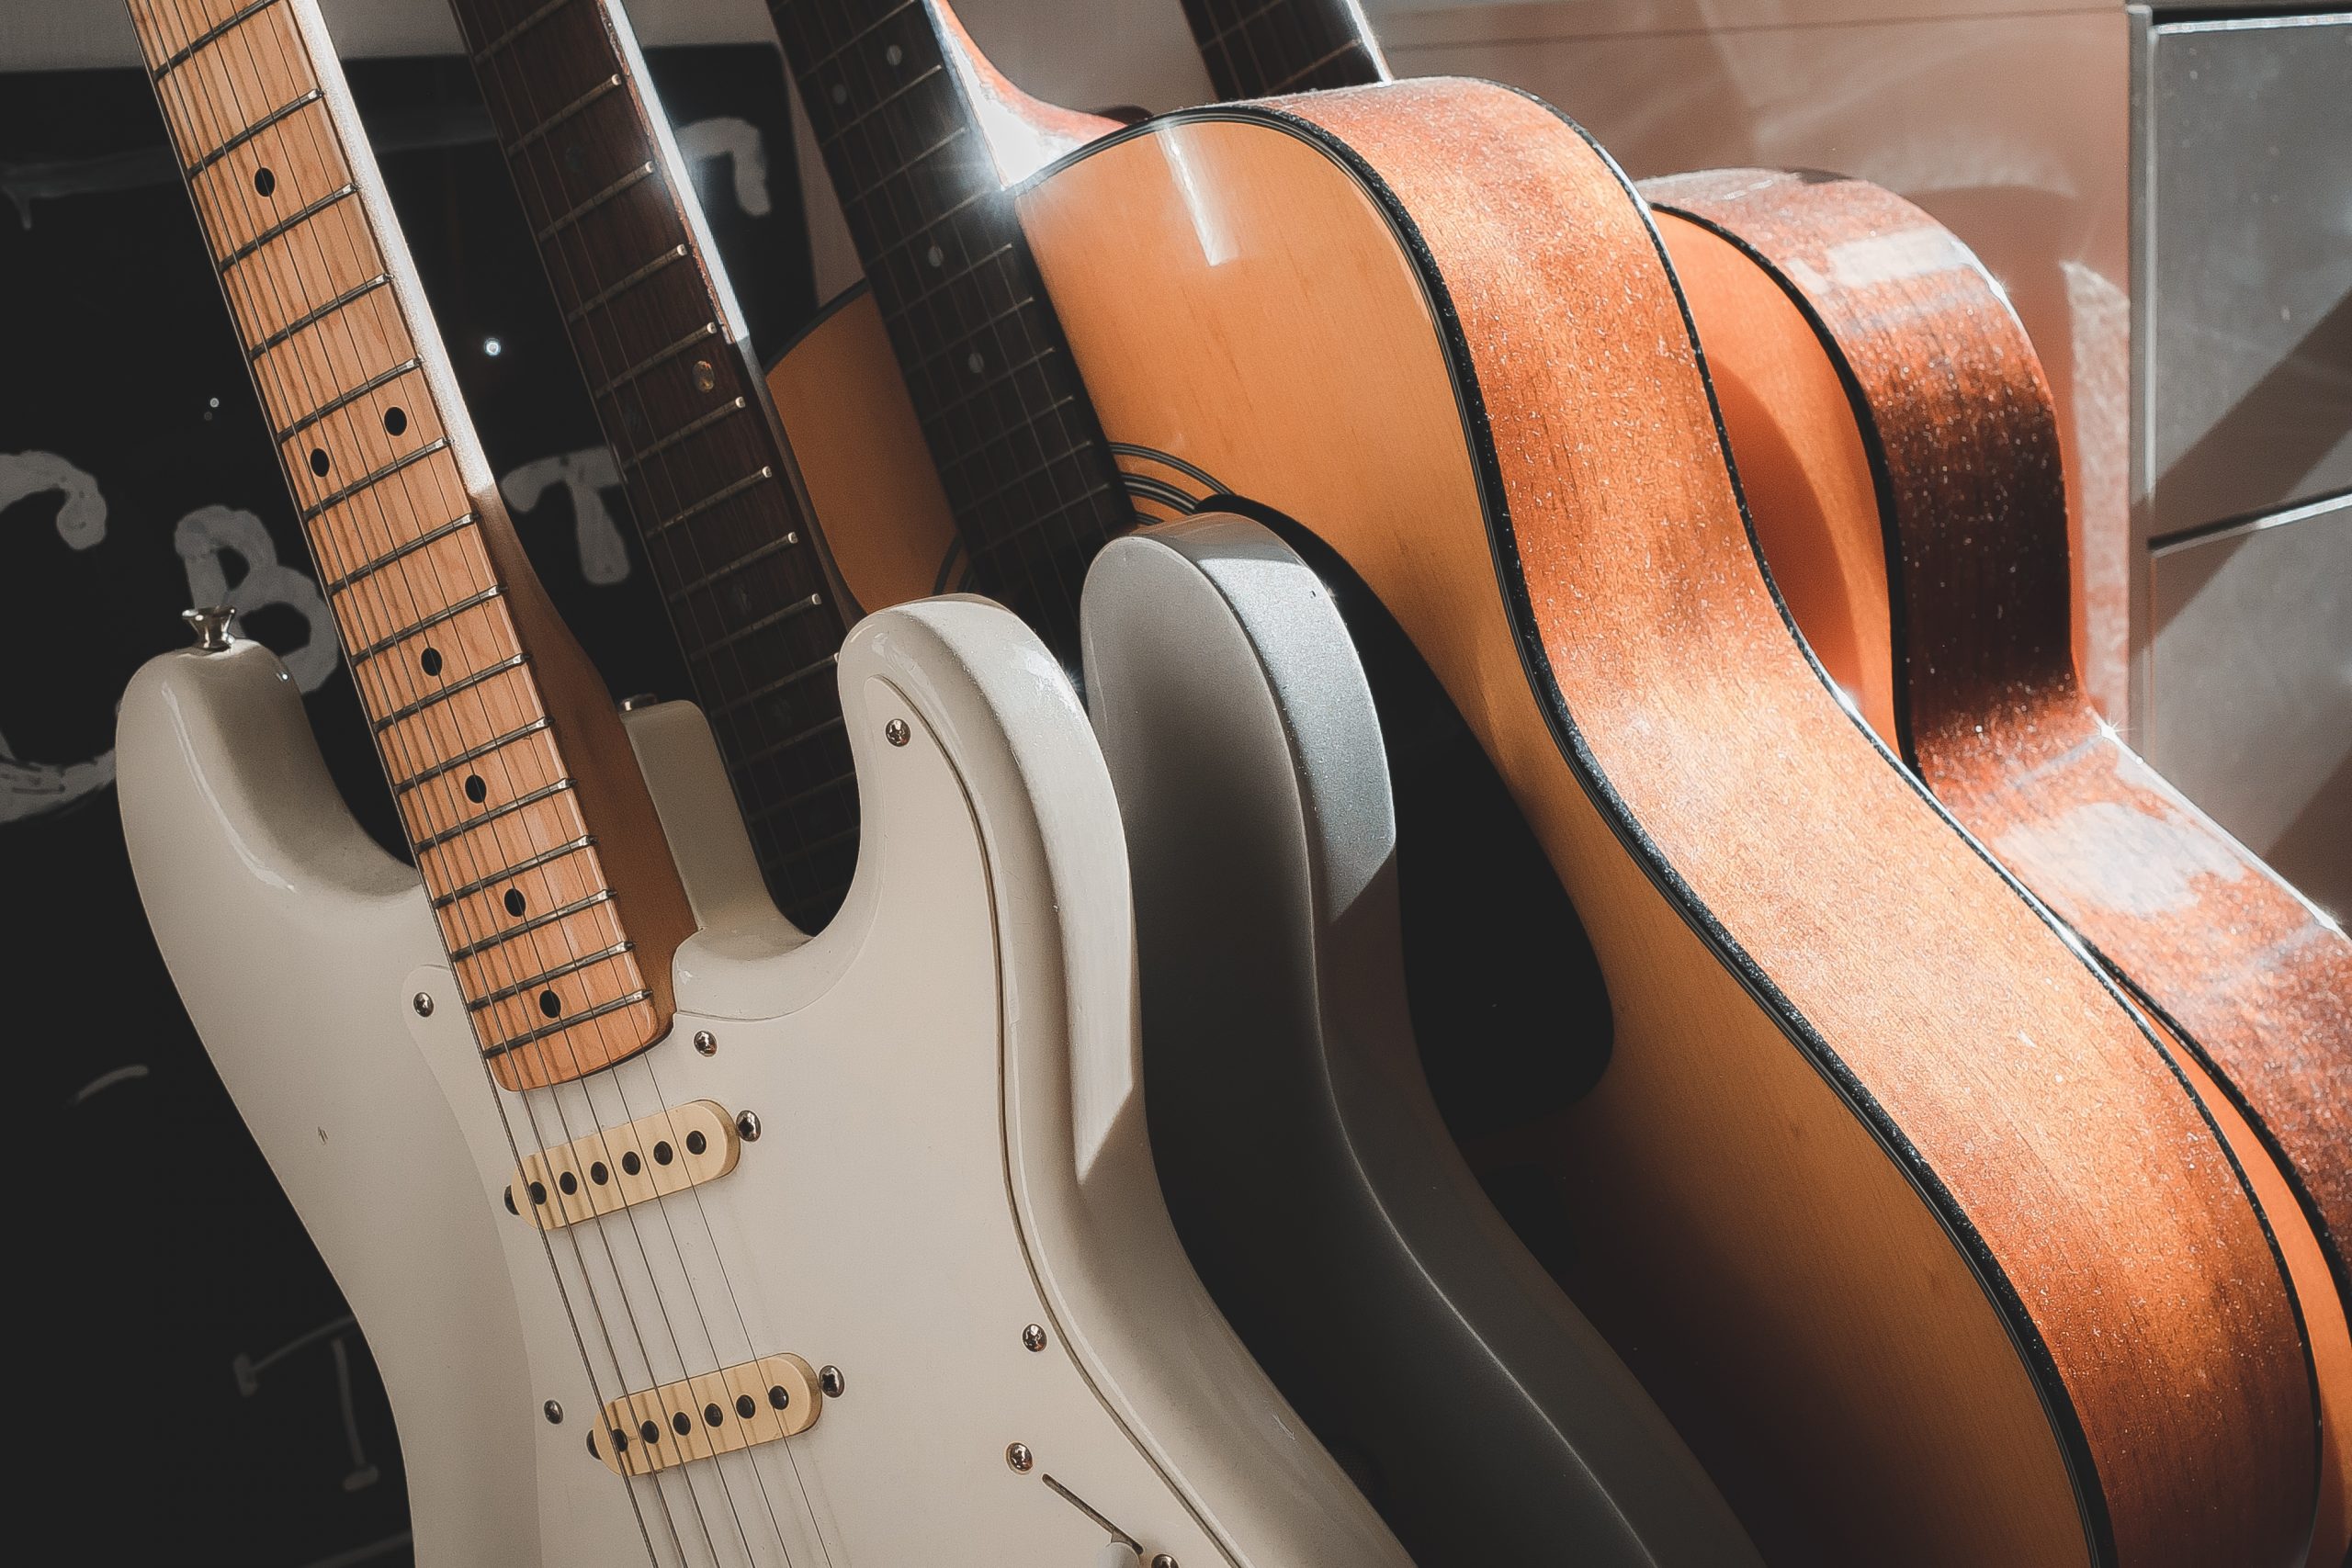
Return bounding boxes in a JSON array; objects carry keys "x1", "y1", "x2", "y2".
[
  {"x1": 455, "y1": 6, "x2": 817, "y2": 1561},
  {"x1": 469, "y1": 6, "x2": 843, "y2": 1555},
  {"x1": 146, "y1": 13, "x2": 684, "y2": 1566},
  {"x1": 155, "y1": 7, "x2": 706, "y2": 1561}
]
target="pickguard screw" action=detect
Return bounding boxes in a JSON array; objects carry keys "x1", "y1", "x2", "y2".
[
  {"x1": 1005, "y1": 1441, "x2": 1034, "y2": 1473},
  {"x1": 819, "y1": 1365, "x2": 845, "y2": 1398},
  {"x1": 736, "y1": 1109, "x2": 762, "y2": 1142},
  {"x1": 1152, "y1": 1557, "x2": 1179, "y2": 1568},
  {"x1": 412, "y1": 992, "x2": 435, "y2": 1017},
  {"x1": 1022, "y1": 1324, "x2": 1046, "y2": 1352},
  {"x1": 885, "y1": 718, "x2": 910, "y2": 747},
  {"x1": 543, "y1": 1400, "x2": 563, "y2": 1424},
  {"x1": 694, "y1": 1030, "x2": 717, "y2": 1056}
]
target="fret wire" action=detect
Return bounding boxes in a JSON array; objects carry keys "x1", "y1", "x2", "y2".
[
  {"x1": 413, "y1": 778, "x2": 575, "y2": 855},
  {"x1": 815, "y1": 62, "x2": 947, "y2": 151},
  {"x1": 664, "y1": 532, "x2": 806, "y2": 602},
  {"x1": 965, "y1": 477, "x2": 1125, "y2": 555},
  {"x1": 220, "y1": 183, "x2": 356, "y2": 271},
  {"x1": 535, "y1": 160, "x2": 654, "y2": 242},
  {"x1": 481, "y1": 989, "x2": 650, "y2": 1060},
  {"x1": 693, "y1": 592, "x2": 826, "y2": 658},
  {"x1": 372, "y1": 653, "x2": 527, "y2": 733},
  {"x1": 752, "y1": 827, "x2": 860, "y2": 886},
  {"x1": 933, "y1": 391, "x2": 1080, "y2": 479},
  {"x1": 593, "y1": 320, "x2": 716, "y2": 398},
  {"x1": 431, "y1": 831, "x2": 594, "y2": 908},
  {"x1": 354, "y1": 586, "x2": 503, "y2": 665},
  {"x1": 187, "y1": 86, "x2": 321, "y2": 175},
  {"x1": 470, "y1": 0, "x2": 578, "y2": 62},
  {"x1": 745, "y1": 777, "x2": 859, "y2": 829},
  {"x1": 626, "y1": 396, "x2": 747, "y2": 468},
  {"x1": 944, "y1": 433, "x2": 1097, "y2": 519},
  {"x1": 249, "y1": 273, "x2": 390, "y2": 358},
  {"x1": 566, "y1": 243, "x2": 687, "y2": 324},
  {"x1": 277, "y1": 355, "x2": 422, "y2": 441},
  {"x1": 395, "y1": 716, "x2": 550, "y2": 795},
  {"x1": 469, "y1": 942, "x2": 636, "y2": 1012},
  {"x1": 513, "y1": 72, "x2": 621, "y2": 152},
  {"x1": 710, "y1": 654, "x2": 838, "y2": 719},
  {"x1": 448, "y1": 888, "x2": 614, "y2": 964},
  {"x1": 647, "y1": 466, "x2": 773, "y2": 536},
  {"x1": 324, "y1": 512, "x2": 474, "y2": 594},
  {"x1": 840, "y1": 125, "x2": 967, "y2": 212},
  {"x1": 301, "y1": 437, "x2": 452, "y2": 522},
  {"x1": 153, "y1": 0, "x2": 279, "y2": 78},
  {"x1": 800, "y1": 0, "x2": 918, "y2": 75}
]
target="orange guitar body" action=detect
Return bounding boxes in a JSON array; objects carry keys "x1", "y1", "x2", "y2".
[
  {"x1": 1646, "y1": 170, "x2": 2351, "y2": 1565},
  {"x1": 764, "y1": 77, "x2": 2320, "y2": 1567}
]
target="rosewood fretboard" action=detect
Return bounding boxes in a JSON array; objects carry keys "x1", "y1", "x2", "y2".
[
  {"x1": 1178, "y1": 0, "x2": 1388, "y2": 99},
  {"x1": 127, "y1": 0, "x2": 693, "y2": 1090},
  {"x1": 766, "y1": 0, "x2": 1136, "y2": 662},
  {"x1": 452, "y1": 0, "x2": 860, "y2": 929}
]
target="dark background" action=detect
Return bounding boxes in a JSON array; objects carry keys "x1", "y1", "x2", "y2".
[{"x1": 2, "y1": 45, "x2": 815, "y2": 1566}]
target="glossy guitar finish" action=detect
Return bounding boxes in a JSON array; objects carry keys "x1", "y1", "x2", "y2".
[
  {"x1": 1001, "y1": 82, "x2": 2318, "y2": 1566},
  {"x1": 1082, "y1": 514, "x2": 1762, "y2": 1566},
  {"x1": 1643, "y1": 166, "x2": 2352, "y2": 1563},
  {"x1": 120, "y1": 604, "x2": 1408, "y2": 1567}
]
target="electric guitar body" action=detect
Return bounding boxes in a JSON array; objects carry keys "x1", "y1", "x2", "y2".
[
  {"x1": 1642, "y1": 165, "x2": 2352, "y2": 1563},
  {"x1": 115, "y1": 3, "x2": 1408, "y2": 1562},
  {"x1": 747, "y1": 25, "x2": 2322, "y2": 1553}
]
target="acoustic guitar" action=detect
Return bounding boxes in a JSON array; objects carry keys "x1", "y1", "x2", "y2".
[
  {"x1": 754, "y1": 4, "x2": 2322, "y2": 1564},
  {"x1": 1641, "y1": 165, "x2": 2352, "y2": 1565},
  {"x1": 445, "y1": 0, "x2": 1768, "y2": 1560},
  {"x1": 112, "y1": 1, "x2": 1413, "y2": 1562}
]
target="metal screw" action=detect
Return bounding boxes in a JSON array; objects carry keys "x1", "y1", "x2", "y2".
[
  {"x1": 1152, "y1": 1557, "x2": 1179, "y2": 1568},
  {"x1": 819, "y1": 1365, "x2": 845, "y2": 1398},
  {"x1": 694, "y1": 1030, "x2": 717, "y2": 1056},
  {"x1": 1022, "y1": 1324, "x2": 1046, "y2": 1352},
  {"x1": 543, "y1": 1400, "x2": 563, "y2": 1425},
  {"x1": 1005, "y1": 1442, "x2": 1034, "y2": 1473},
  {"x1": 735, "y1": 1109, "x2": 762, "y2": 1142},
  {"x1": 885, "y1": 718, "x2": 910, "y2": 747},
  {"x1": 412, "y1": 992, "x2": 435, "y2": 1018}
]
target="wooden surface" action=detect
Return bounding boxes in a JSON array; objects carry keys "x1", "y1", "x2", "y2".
[
  {"x1": 128, "y1": 0, "x2": 693, "y2": 1089},
  {"x1": 1645, "y1": 166, "x2": 2352, "y2": 1562},
  {"x1": 452, "y1": 0, "x2": 863, "y2": 930},
  {"x1": 1015, "y1": 87, "x2": 2316, "y2": 1565}
]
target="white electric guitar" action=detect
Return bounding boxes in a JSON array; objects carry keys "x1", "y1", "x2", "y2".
[{"x1": 112, "y1": 3, "x2": 1408, "y2": 1564}]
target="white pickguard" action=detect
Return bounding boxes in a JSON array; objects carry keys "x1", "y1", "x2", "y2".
[{"x1": 118, "y1": 597, "x2": 1407, "y2": 1568}]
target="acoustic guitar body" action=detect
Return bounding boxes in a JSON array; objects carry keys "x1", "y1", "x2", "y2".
[
  {"x1": 1644, "y1": 169, "x2": 2352, "y2": 1564},
  {"x1": 937, "y1": 81, "x2": 2310, "y2": 1568}
]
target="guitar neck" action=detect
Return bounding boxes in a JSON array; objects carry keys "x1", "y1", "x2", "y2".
[
  {"x1": 450, "y1": 0, "x2": 861, "y2": 930},
  {"x1": 765, "y1": 0, "x2": 1134, "y2": 663},
  {"x1": 128, "y1": 0, "x2": 693, "y2": 1090},
  {"x1": 1177, "y1": 0, "x2": 1389, "y2": 99}
]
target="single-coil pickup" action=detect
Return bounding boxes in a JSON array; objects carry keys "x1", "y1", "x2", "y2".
[
  {"x1": 591, "y1": 1353, "x2": 822, "y2": 1477},
  {"x1": 503, "y1": 1100, "x2": 738, "y2": 1229}
]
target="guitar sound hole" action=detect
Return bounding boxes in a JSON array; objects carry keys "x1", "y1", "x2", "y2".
[
  {"x1": 253, "y1": 166, "x2": 275, "y2": 197},
  {"x1": 464, "y1": 773, "x2": 487, "y2": 804},
  {"x1": 504, "y1": 889, "x2": 526, "y2": 917},
  {"x1": 383, "y1": 406, "x2": 407, "y2": 436},
  {"x1": 538, "y1": 989, "x2": 561, "y2": 1018},
  {"x1": 419, "y1": 647, "x2": 442, "y2": 676}
]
